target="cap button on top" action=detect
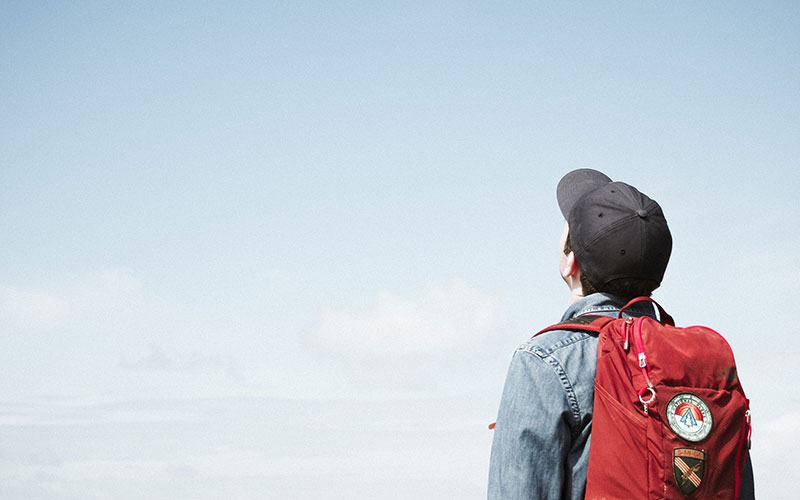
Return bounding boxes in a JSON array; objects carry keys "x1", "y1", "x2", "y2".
[{"x1": 636, "y1": 209, "x2": 648, "y2": 218}]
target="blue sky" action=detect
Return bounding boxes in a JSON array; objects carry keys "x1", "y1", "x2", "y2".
[{"x1": 1, "y1": 1, "x2": 798, "y2": 498}]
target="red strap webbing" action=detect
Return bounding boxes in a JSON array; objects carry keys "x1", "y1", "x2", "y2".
[
  {"x1": 618, "y1": 296, "x2": 675, "y2": 326},
  {"x1": 533, "y1": 314, "x2": 614, "y2": 337}
]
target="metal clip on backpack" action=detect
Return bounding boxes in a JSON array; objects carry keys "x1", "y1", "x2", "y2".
[{"x1": 536, "y1": 297, "x2": 751, "y2": 500}]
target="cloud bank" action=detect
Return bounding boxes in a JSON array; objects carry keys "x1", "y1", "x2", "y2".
[
  {"x1": 309, "y1": 280, "x2": 508, "y2": 392},
  {"x1": 0, "y1": 285, "x2": 71, "y2": 332},
  {"x1": 312, "y1": 280, "x2": 505, "y2": 357}
]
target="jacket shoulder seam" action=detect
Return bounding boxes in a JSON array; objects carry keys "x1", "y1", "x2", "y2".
[{"x1": 522, "y1": 329, "x2": 596, "y2": 356}]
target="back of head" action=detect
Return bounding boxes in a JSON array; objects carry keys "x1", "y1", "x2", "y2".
[{"x1": 557, "y1": 169, "x2": 672, "y2": 297}]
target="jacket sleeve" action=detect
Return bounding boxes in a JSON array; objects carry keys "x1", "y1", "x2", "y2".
[
  {"x1": 738, "y1": 451, "x2": 755, "y2": 500},
  {"x1": 488, "y1": 349, "x2": 574, "y2": 500}
]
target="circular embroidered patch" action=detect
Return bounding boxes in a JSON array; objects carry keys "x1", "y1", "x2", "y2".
[{"x1": 666, "y1": 393, "x2": 713, "y2": 442}]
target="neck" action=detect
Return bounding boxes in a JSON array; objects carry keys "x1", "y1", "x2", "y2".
[
  {"x1": 569, "y1": 286, "x2": 585, "y2": 303},
  {"x1": 565, "y1": 274, "x2": 585, "y2": 303}
]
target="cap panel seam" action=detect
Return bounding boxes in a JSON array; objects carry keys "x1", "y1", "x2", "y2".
[{"x1": 580, "y1": 213, "x2": 640, "y2": 249}]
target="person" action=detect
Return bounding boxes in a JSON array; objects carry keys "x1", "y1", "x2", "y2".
[{"x1": 487, "y1": 169, "x2": 754, "y2": 499}]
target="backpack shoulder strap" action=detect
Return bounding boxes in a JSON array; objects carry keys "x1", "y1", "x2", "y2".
[
  {"x1": 619, "y1": 296, "x2": 675, "y2": 326},
  {"x1": 533, "y1": 314, "x2": 615, "y2": 337}
]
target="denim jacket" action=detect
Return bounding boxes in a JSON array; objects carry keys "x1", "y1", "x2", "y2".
[{"x1": 487, "y1": 293, "x2": 754, "y2": 500}]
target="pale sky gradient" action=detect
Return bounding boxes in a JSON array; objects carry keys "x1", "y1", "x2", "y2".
[{"x1": 2, "y1": 2, "x2": 798, "y2": 499}]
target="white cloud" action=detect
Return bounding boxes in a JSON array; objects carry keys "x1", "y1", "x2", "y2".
[
  {"x1": 0, "y1": 397, "x2": 494, "y2": 500},
  {"x1": 311, "y1": 280, "x2": 505, "y2": 357},
  {"x1": 0, "y1": 285, "x2": 71, "y2": 331},
  {"x1": 307, "y1": 280, "x2": 509, "y2": 393},
  {"x1": 0, "y1": 267, "x2": 144, "y2": 336},
  {"x1": 119, "y1": 343, "x2": 242, "y2": 380},
  {"x1": 70, "y1": 267, "x2": 143, "y2": 315}
]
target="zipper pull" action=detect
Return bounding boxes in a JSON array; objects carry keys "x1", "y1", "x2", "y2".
[
  {"x1": 745, "y1": 409, "x2": 752, "y2": 450},
  {"x1": 623, "y1": 317, "x2": 633, "y2": 351},
  {"x1": 638, "y1": 386, "x2": 656, "y2": 417}
]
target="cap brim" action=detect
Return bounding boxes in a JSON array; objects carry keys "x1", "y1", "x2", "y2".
[{"x1": 556, "y1": 169, "x2": 613, "y2": 219}]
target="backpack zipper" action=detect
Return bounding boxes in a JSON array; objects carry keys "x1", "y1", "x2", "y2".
[{"x1": 632, "y1": 316, "x2": 656, "y2": 415}]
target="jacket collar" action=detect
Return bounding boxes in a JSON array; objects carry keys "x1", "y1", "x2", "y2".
[{"x1": 560, "y1": 293, "x2": 662, "y2": 322}]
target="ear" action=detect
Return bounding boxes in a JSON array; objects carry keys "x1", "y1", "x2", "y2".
[{"x1": 561, "y1": 250, "x2": 579, "y2": 279}]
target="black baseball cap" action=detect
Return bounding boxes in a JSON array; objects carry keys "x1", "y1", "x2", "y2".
[{"x1": 556, "y1": 169, "x2": 672, "y2": 290}]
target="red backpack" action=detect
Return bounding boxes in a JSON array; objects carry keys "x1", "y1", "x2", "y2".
[{"x1": 536, "y1": 297, "x2": 751, "y2": 500}]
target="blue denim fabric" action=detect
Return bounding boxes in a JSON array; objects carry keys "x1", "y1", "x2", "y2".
[{"x1": 487, "y1": 293, "x2": 755, "y2": 500}]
